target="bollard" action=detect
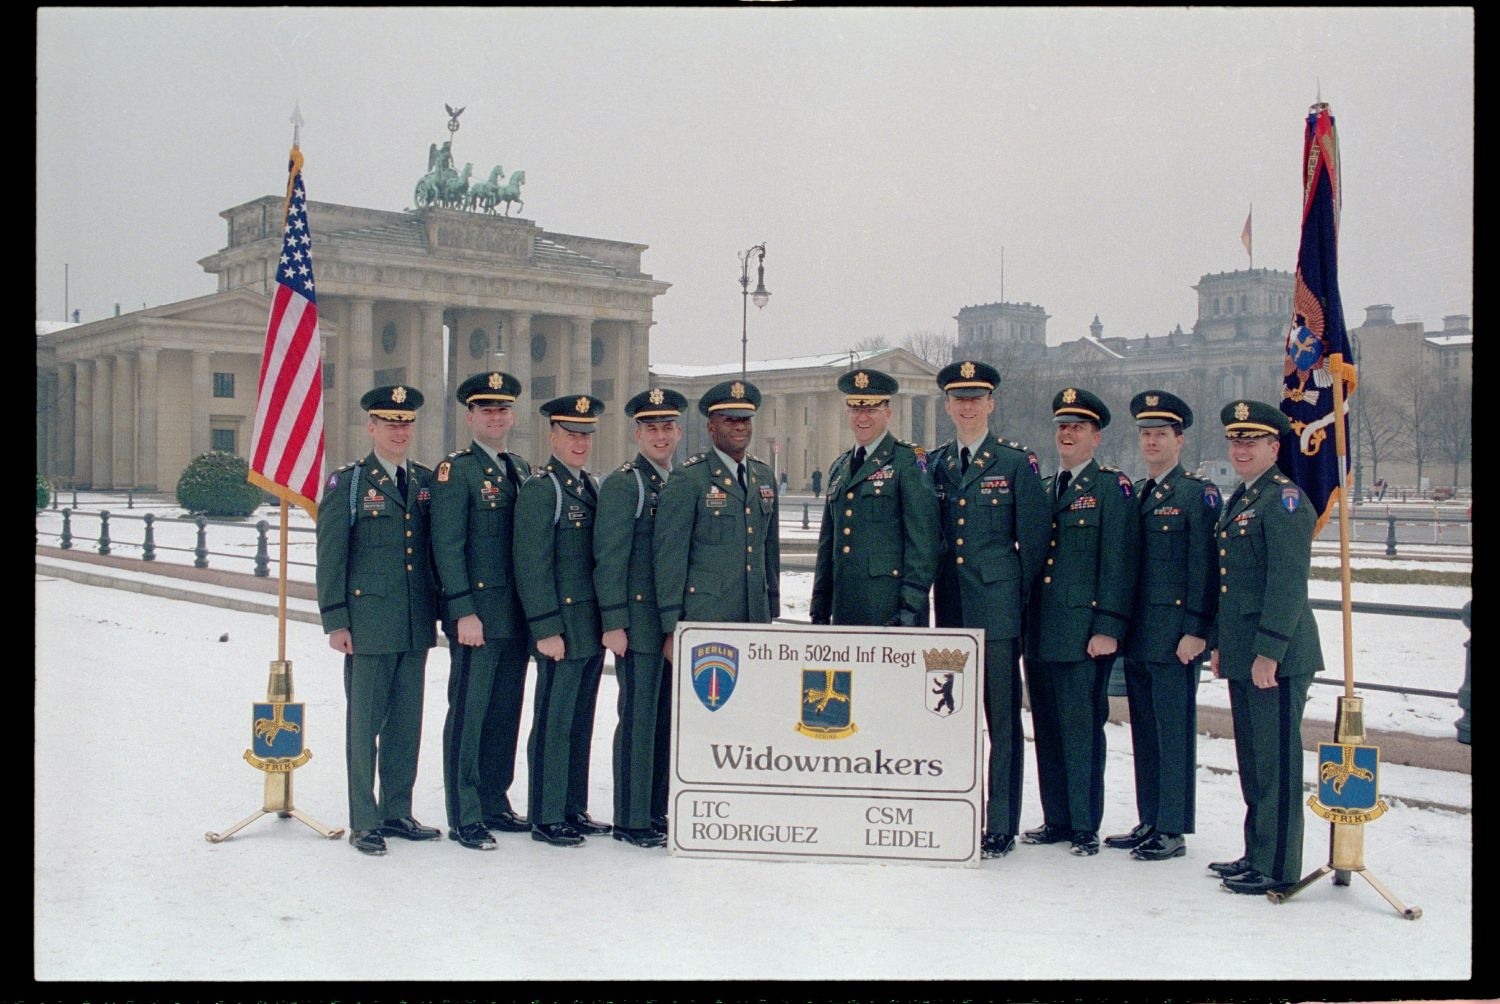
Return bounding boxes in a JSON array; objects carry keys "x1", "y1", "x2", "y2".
[
  {"x1": 127, "y1": 488, "x2": 134, "y2": 510},
  {"x1": 52, "y1": 488, "x2": 59, "y2": 510},
  {"x1": 194, "y1": 516, "x2": 209, "y2": 569},
  {"x1": 97, "y1": 510, "x2": 112, "y2": 556},
  {"x1": 60, "y1": 509, "x2": 73, "y2": 550},
  {"x1": 72, "y1": 487, "x2": 79, "y2": 508},
  {"x1": 802, "y1": 502, "x2": 810, "y2": 530},
  {"x1": 1385, "y1": 515, "x2": 1398, "y2": 557},
  {"x1": 1456, "y1": 601, "x2": 1471, "y2": 745},
  {"x1": 143, "y1": 513, "x2": 157, "y2": 561},
  {"x1": 254, "y1": 520, "x2": 271, "y2": 577}
]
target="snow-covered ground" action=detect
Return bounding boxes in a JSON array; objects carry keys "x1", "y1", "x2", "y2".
[{"x1": 34, "y1": 571, "x2": 1471, "y2": 982}]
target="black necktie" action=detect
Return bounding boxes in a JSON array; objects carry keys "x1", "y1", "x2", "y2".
[
  {"x1": 736, "y1": 462, "x2": 747, "y2": 493},
  {"x1": 502, "y1": 453, "x2": 520, "y2": 490},
  {"x1": 1055, "y1": 469, "x2": 1072, "y2": 500},
  {"x1": 1143, "y1": 477, "x2": 1157, "y2": 499},
  {"x1": 395, "y1": 464, "x2": 408, "y2": 501},
  {"x1": 960, "y1": 446, "x2": 971, "y2": 476},
  {"x1": 852, "y1": 446, "x2": 867, "y2": 473},
  {"x1": 583, "y1": 474, "x2": 596, "y2": 501},
  {"x1": 1227, "y1": 482, "x2": 1247, "y2": 512}
]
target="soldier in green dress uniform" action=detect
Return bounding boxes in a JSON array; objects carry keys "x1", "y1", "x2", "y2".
[
  {"x1": 430, "y1": 371, "x2": 534, "y2": 851},
  {"x1": 514, "y1": 394, "x2": 612, "y2": 847},
  {"x1": 929, "y1": 360, "x2": 1050, "y2": 859},
  {"x1": 810, "y1": 368, "x2": 939, "y2": 627},
  {"x1": 316, "y1": 385, "x2": 441, "y2": 856},
  {"x1": 1106, "y1": 390, "x2": 1220, "y2": 862},
  {"x1": 1022, "y1": 387, "x2": 1141, "y2": 857},
  {"x1": 653, "y1": 380, "x2": 780, "y2": 630},
  {"x1": 1208, "y1": 400, "x2": 1323, "y2": 895},
  {"x1": 594, "y1": 387, "x2": 688, "y2": 849}
]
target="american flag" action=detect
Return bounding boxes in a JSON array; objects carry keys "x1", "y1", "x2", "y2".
[{"x1": 248, "y1": 145, "x2": 326, "y2": 517}]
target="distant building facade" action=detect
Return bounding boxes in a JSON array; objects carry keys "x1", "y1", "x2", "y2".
[{"x1": 36, "y1": 201, "x2": 669, "y2": 490}]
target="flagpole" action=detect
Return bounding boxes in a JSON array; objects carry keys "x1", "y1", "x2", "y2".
[
  {"x1": 278, "y1": 500, "x2": 289, "y2": 662},
  {"x1": 1248, "y1": 204, "x2": 1253, "y2": 270},
  {"x1": 1331, "y1": 363, "x2": 1353, "y2": 697}
]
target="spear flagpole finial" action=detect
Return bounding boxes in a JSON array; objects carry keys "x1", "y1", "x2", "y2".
[{"x1": 290, "y1": 102, "x2": 304, "y2": 148}]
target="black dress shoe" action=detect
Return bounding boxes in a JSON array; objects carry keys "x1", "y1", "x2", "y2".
[
  {"x1": 481, "y1": 809, "x2": 530, "y2": 833},
  {"x1": 1103, "y1": 822, "x2": 1155, "y2": 850},
  {"x1": 531, "y1": 822, "x2": 586, "y2": 847},
  {"x1": 1221, "y1": 869, "x2": 1293, "y2": 895},
  {"x1": 1207, "y1": 856, "x2": 1252, "y2": 878},
  {"x1": 1131, "y1": 832, "x2": 1186, "y2": 861},
  {"x1": 448, "y1": 823, "x2": 498, "y2": 851},
  {"x1": 349, "y1": 829, "x2": 387, "y2": 856},
  {"x1": 980, "y1": 832, "x2": 1016, "y2": 859},
  {"x1": 1021, "y1": 823, "x2": 1070, "y2": 845},
  {"x1": 613, "y1": 826, "x2": 667, "y2": 848},
  {"x1": 650, "y1": 815, "x2": 668, "y2": 835},
  {"x1": 1069, "y1": 831, "x2": 1100, "y2": 856},
  {"x1": 565, "y1": 812, "x2": 613, "y2": 836},
  {"x1": 381, "y1": 816, "x2": 440, "y2": 840}
]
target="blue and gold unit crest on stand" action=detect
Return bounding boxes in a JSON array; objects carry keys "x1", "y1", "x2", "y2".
[
  {"x1": 1309, "y1": 742, "x2": 1387, "y2": 824},
  {"x1": 245, "y1": 702, "x2": 313, "y2": 772},
  {"x1": 796, "y1": 669, "x2": 857, "y2": 739},
  {"x1": 692, "y1": 643, "x2": 739, "y2": 711}
]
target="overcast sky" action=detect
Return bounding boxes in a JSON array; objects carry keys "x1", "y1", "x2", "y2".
[{"x1": 37, "y1": 8, "x2": 1472, "y2": 365}]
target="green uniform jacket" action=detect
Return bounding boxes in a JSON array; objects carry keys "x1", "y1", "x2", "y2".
[
  {"x1": 654, "y1": 451, "x2": 780, "y2": 631},
  {"x1": 315, "y1": 452, "x2": 438, "y2": 654},
  {"x1": 930, "y1": 434, "x2": 1050, "y2": 640},
  {"x1": 429, "y1": 443, "x2": 533, "y2": 639},
  {"x1": 1123, "y1": 464, "x2": 1221, "y2": 663},
  {"x1": 512, "y1": 457, "x2": 603, "y2": 659},
  {"x1": 1024, "y1": 459, "x2": 1140, "y2": 663},
  {"x1": 1209, "y1": 467, "x2": 1322, "y2": 680},
  {"x1": 811, "y1": 434, "x2": 940, "y2": 625},
  {"x1": 594, "y1": 454, "x2": 668, "y2": 654}
]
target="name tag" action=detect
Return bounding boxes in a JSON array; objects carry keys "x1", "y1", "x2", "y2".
[
  {"x1": 479, "y1": 480, "x2": 501, "y2": 500},
  {"x1": 361, "y1": 489, "x2": 387, "y2": 513},
  {"x1": 706, "y1": 488, "x2": 727, "y2": 508}
]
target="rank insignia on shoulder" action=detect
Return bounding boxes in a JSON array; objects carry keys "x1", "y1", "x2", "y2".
[
  {"x1": 1281, "y1": 485, "x2": 1301, "y2": 512},
  {"x1": 683, "y1": 453, "x2": 706, "y2": 467},
  {"x1": 1026, "y1": 451, "x2": 1040, "y2": 475},
  {"x1": 1117, "y1": 473, "x2": 1134, "y2": 498},
  {"x1": 1203, "y1": 483, "x2": 1221, "y2": 510},
  {"x1": 436, "y1": 461, "x2": 451, "y2": 483}
]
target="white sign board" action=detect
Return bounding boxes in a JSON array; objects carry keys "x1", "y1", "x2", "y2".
[{"x1": 669, "y1": 622, "x2": 985, "y2": 866}]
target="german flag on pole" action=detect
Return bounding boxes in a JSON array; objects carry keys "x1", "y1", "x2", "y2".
[
  {"x1": 247, "y1": 142, "x2": 326, "y2": 518},
  {"x1": 1280, "y1": 103, "x2": 1356, "y2": 537}
]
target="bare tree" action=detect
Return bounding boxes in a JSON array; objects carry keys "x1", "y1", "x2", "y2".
[
  {"x1": 1428, "y1": 389, "x2": 1473, "y2": 488},
  {"x1": 900, "y1": 330, "x2": 954, "y2": 368},
  {"x1": 1353, "y1": 384, "x2": 1406, "y2": 488},
  {"x1": 849, "y1": 334, "x2": 891, "y2": 355},
  {"x1": 1395, "y1": 367, "x2": 1439, "y2": 489}
]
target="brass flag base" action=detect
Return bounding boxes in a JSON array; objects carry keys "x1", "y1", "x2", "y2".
[
  {"x1": 1267, "y1": 696, "x2": 1420, "y2": 918},
  {"x1": 205, "y1": 659, "x2": 345, "y2": 844}
]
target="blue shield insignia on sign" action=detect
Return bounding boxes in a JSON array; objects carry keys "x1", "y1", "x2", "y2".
[
  {"x1": 252, "y1": 702, "x2": 305, "y2": 759},
  {"x1": 1317, "y1": 743, "x2": 1379, "y2": 810},
  {"x1": 692, "y1": 643, "x2": 738, "y2": 711},
  {"x1": 795, "y1": 669, "x2": 857, "y2": 739}
]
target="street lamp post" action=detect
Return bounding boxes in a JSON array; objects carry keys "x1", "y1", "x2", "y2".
[{"x1": 739, "y1": 243, "x2": 770, "y2": 380}]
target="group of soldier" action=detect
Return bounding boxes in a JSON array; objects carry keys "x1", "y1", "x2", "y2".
[{"x1": 315, "y1": 357, "x2": 1322, "y2": 899}]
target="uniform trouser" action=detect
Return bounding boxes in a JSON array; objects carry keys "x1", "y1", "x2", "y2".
[
  {"x1": 613, "y1": 648, "x2": 672, "y2": 829},
  {"x1": 526, "y1": 651, "x2": 605, "y2": 826},
  {"x1": 1025, "y1": 655, "x2": 1111, "y2": 832},
  {"x1": 1123, "y1": 658, "x2": 1199, "y2": 834},
  {"x1": 1228, "y1": 671, "x2": 1312, "y2": 883},
  {"x1": 344, "y1": 649, "x2": 429, "y2": 832},
  {"x1": 983, "y1": 638, "x2": 1025, "y2": 836},
  {"x1": 651, "y1": 665, "x2": 672, "y2": 821},
  {"x1": 442, "y1": 635, "x2": 530, "y2": 829}
]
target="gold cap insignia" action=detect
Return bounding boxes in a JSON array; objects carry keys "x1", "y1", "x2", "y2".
[
  {"x1": 1062, "y1": 388, "x2": 1078, "y2": 404},
  {"x1": 649, "y1": 388, "x2": 665, "y2": 405},
  {"x1": 731, "y1": 382, "x2": 745, "y2": 399},
  {"x1": 1235, "y1": 402, "x2": 1250, "y2": 421},
  {"x1": 575, "y1": 396, "x2": 591, "y2": 414},
  {"x1": 1145, "y1": 394, "x2": 1160, "y2": 406},
  {"x1": 854, "y1": 371, "x2": 870, "y2": 389},
  {"x1": 488, "y1": 373, "x2": 503, "y2": 389},
  {"x1": 922, "y1": 648, "x2": 970, "y2": 672},
  {"x1": 960, "y1": 361, "x2": 976, "y2": 379},
  {"x1": 392, "y1": 386, "x2": 407, "y2": 404}
]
